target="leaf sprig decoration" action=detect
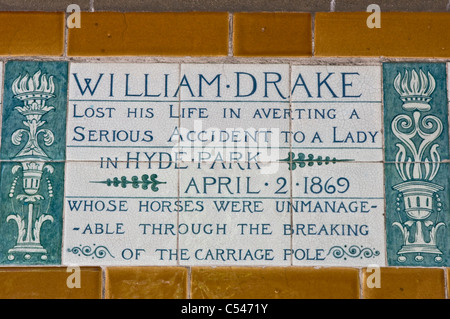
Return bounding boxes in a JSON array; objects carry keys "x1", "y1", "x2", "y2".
[
  {"x1": 280, "y1": 152, "x2": 352, "y2": 170},
  {"x1": 92, "y1": 174, "x2": 166, "y2": 192}
]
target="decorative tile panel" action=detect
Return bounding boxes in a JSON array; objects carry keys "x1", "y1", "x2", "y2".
[
  {"x1": 383, "y1": 63, "x2": 449, "y2": 267},
  {"x1": 0, "y1": 61, "x2": 67, "y2": 265},
  {"x1": 2, "y1": 61, "x2": 448, "y2": 267}
]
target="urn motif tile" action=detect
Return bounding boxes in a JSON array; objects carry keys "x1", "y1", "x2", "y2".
[
  {"x1": 0, "y1": 61, "x2": 68, "y2": 265},
  {"x1": 383, "y1": 63, "x2": 449, "y2": 267}
]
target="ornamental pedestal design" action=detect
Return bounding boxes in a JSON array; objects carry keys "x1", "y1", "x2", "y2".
[
  {"x1": 392, "y1": 181, "x2": 444, "y2": 262},
  {"x1": 6, "y1": 71, "x2": 56, "y2": 261},
  {"x1": 390, "y1": 69, "x2": 446, "y2": 264}
]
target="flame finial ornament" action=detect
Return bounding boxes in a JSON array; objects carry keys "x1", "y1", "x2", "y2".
[
  {"x1": 393, "y1": 69, "x2": 436, "y2": 111},
  {"x1": 6, "y1": 69, "x2": 57, "y2": 262}
]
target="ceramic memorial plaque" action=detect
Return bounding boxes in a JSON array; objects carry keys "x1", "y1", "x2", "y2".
[{"x1": 61, "y1": 63, "x2": 388, "y2": 266}]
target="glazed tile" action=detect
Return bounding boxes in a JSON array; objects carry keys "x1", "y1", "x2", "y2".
[
  {"x1": 384, "y1": 63, "x2": 449, "y2": 162},
  {"x1": 67, "y1": 12, "x2": 229, "y2": 56},
  {"x1": 67, "y1": 63, "x2": 180, "y2": 162},
  {"x1": 0, "y1": 162, "x2": 65, "y2": 265},
  {"x1": 291, "y1": 65, "x2": 382, "y2": 162},
  {"x1": 315, "y1": 12, "x2": 450, "y2": 57},
  {"x1": 179, "y1": 64, "x2": 291, "y2": 164},
  {"x1": 233, "y1": 13, "x2": 312, "y2": 57},
  {"x1": 384, "y1": 163, "x2": 449, "y2": 266},
  {"x1": 384, "y1": 63, "x2": 449, "y2": 267},
  {"x1": 1, "y1": 61, "x2": 68, "y2": 162},
  {"x1": 191, "y1": 267, "x2": 360, "y2": 299},
  {"x1": 62, "y1": 161, "x2": 178, "y2": 266},
  {"x1": 362, "y1": 267, "x2": 446, "y2": 299},
  {"x1": 0, "y1": 267, "x2": 102, "y2": 299},
  {"x1": 0, "y1": 12, "x2": 64, "y2": 56},
  {"x1": 0, "y1": 61, "x2": 67, "y2": 265},
  {"x1": 105, "y1": 267, "x2": 188, "y2": 299},
  {"x1": 179, "y1": 162, "x2": 291, "y2": 266},
  {"x1": 291, "y1": 162, "x2": 386, "y2": 266}
]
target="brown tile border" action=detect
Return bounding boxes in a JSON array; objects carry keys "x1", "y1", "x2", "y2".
[
  {"x1": 315, "y1": 12, "x2": 450, "y2": 57},
  {"x1": 233, "y1": 12, "x2": 312, "y2": 57},
  {"x1": 191, "y1": 267, "x2": 360, "y2": 299},
  {"x1": 0, "y1": 267, "x2": 102, "y2": 299},
  {"x1": 67, "y1": 12, "x2": 229, "y2": 56},
  {"x1": 0, "y1": 12, "x2": 64, "y2": 56},
  {"x1": 0, "y1": 266, "x2": 447, "y2": 299},
  {"x1": 105, "y1": 267, "x2": 188, "y2": 299},
  {"x1": 362, "y1": 267, "x2": 446, "y2": 299}
]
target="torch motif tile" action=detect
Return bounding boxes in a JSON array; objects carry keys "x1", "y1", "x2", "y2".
[
  {"x1": 0, "y1": 61, "x2": 67, "y2": 265},
  {"x1": 0, "y1": 61, "x2": 68, "y2": 162},
  {"x1": 383, "y1": 63, "x2": 449, "y2": 266}
]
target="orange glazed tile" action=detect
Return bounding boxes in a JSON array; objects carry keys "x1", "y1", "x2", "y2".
[
  {"x1": 315, "y1": 12, "x2": 450, "y2": 57},
  {"x1": 447, "y1": 268, "x2": 450, "y2": 299},
  {"x1": 68, "y1": 12, "x2": 229, "y2": 56},
  {"x1": 0, "y1": 267, "x2": 102, "y2": 299},
  {"x1": 233, "y1": 12, "x2": 312, "y2": 56},
  {"x1": 105, "y1": 267, "x2": 188, "y2": 299},
  {"x1": 362, "y1": 267, "x2": 446, "y2": 299},
  {"x1": 191, "y1": 267, "x2": 359, "y2": 299},
  {"x1": 0, "y1": 12, "x2": 64, "y2": 56}
]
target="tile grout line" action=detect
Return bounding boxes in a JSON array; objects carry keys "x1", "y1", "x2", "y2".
[
  {"x1": 228, "y1": 13, "x2": 233, "y2": 57},
  {"x1": 63, "y1": 12, "x2": 68, "y2": 58},
  {"x1": 359, "y1": 268, "x2": 364, "y2": 299},
  {"x1": 330, "y1": 0, "x2": 336, "y2": 12},
  {"x1": 2, "y1": 56, "x2": 450, "y2": 64},
  {"x1": 101, "y1": 266, "x2": 106, "y2": 299},
  {"x1": 447, "y1": 64, "x2": 450, "y2": 179},
  {"x1": 0, "y1": 62, "x2": 5, "y2": 163},
  {"x1": 443, "y1": 268, "x2": 448, "y2": 299},
  {"x1": 60, "y1": 60, "x2": 72, "y2": 267},
  {"x1": 177, "y1": 62, "x2": 181, "y2": 268},
  {"x1": 288, "y1": 62, "x2": 293, "y2": 266},
  {"x1": 187, "y1": 266, "x2": 192, "y2": 299},
  {"x1": 311, "y1": 13, "x2": 315, "y2": 56},
  {"x1": 380, "y1": 65, "x2": 388, "y2": 267}
]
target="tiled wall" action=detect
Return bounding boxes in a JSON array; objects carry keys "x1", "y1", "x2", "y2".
[{"x1": 0, "y1": 3, "x2": 449, "y2": 299}]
